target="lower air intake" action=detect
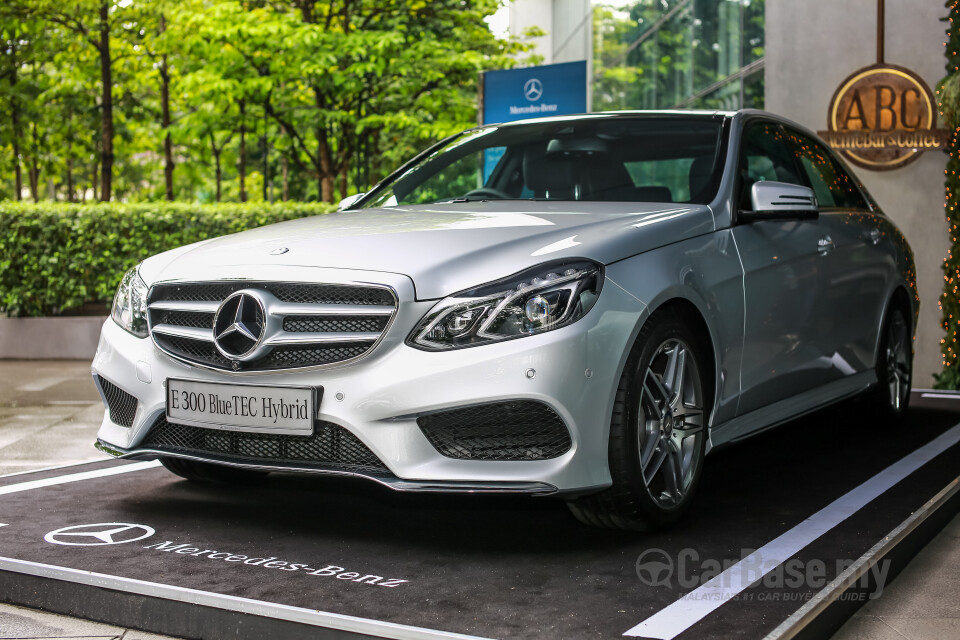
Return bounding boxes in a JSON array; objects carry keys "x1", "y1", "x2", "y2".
[
  {"x1": 97, "y1": 376, "x2": 138, "y2": 427},
  {"x1": 417, "y1": 401, "x2": 572, "y2": 461},
  {"x1": 141, "y1": 417, "x2": 390, "y2": 476}
]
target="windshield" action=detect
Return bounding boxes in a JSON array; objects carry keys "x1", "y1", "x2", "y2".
[{"x1": 360, "y1": 116, "x2": 727, "y2": 208}]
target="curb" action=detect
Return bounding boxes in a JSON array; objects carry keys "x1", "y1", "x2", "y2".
[{"x1": 765, "y1": 475, "x2": 960, "y2": 640}]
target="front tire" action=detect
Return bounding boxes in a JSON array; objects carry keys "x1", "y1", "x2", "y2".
[
  {"x1": 568, "y1": 310, "x2": 710, "y2": 531},
  {"x1": 160, "y1": 457, "x2": 268, "y2": 485}
]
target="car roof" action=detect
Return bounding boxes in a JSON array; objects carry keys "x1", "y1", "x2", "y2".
[{"x1": 483, "y1": 109, "x2": 737, "y2": 129}]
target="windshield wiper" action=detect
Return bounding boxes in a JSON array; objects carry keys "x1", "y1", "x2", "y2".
[{"x1": 429, "y1": 197, "x2": 542, "y2": 204}]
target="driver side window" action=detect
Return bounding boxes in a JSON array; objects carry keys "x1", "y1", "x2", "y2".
[{"x1": 738, "y1": 122, "x2": 804, "y2": 210}]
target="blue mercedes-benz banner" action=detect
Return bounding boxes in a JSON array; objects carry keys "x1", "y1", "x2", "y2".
[
  {"x1": 482, "y1": 61, "x2": 588, "y2": 125},
  {"x1": 481, "y1": 61, "x2": 587, "y2": 180}
]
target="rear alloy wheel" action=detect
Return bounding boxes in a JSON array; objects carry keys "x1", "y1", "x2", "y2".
[
  {"x1": 568, "y1": 310, "x2": 709, "y2": 531},
  {"x1": 871, "y1": 306, "x2": 912, "y2": 421},
  {"x1": 160, "y1": 457, "x2": 268, "y2": 485}
]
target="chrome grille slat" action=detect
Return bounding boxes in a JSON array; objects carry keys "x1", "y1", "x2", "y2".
[
  {"x1": 152, "y1": 324, "x2": 215, "y2": 341},
  {"x1": 264, "y1": 331, "x2": 381, "y2": 345},
  {"x1": 147, "y1": 281, "x2": 397, "y2": 372},
  {"x1": 148, "y1": 300, "x2": 221, "y2": 313},
  {"x1": 269, "y1": 303, "x2": 395, "y2": 317}
]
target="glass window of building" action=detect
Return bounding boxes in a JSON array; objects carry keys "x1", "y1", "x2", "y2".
[{"x1": 593, "y1": 0, "x2": 765, "y2": 111}]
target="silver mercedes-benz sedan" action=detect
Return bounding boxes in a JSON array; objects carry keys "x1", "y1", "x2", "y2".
[{"x1": 93, "y1": 110, "x2": 915, "y2": 530}]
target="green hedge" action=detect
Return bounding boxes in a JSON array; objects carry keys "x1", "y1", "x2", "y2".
[{"x1": 0, "y1": 202, "x2": 336, "y2": 317}]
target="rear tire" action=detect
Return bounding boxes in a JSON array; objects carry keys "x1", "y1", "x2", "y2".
[
  {"x1": 567, "y1": 309, "x2": 711, "y2": 531},
  {"x1": 160, "y1": 457, "x2": 268, "y2": 485}
]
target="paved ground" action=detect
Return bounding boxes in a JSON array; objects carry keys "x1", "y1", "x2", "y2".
[
  {"x1": 0, "y1": 360, "x2": 956, "y2": 640},
  {"x1": 832, "y1": 514, "x2": 960, "y2": 640},
  {"x1": 0, "y1": 361, "x2": 105, "y2": 477},
  {"x1": 0, "y1": 360, "x2": 182, "y2": 640}
]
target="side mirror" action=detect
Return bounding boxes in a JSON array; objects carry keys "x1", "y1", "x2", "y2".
[
  {"x1": 337, "y1": 192, "x2": 365, "y2": 211},
  {"x1": 741, "y1": 181, "x2": 818, "y2": 221}
]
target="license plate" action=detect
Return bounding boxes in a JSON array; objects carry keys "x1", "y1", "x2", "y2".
[{"x1": 166, "y1": 378, "x2": 318, "y2": 435}]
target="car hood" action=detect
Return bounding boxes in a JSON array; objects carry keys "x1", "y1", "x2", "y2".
[{"x1": 141, "y1": 201, "x2": 714, "y2": 300}]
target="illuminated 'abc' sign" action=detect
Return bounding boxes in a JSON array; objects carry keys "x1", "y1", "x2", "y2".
[{"x1": 818, "y1": 64, "x2": 947, "y2": 171}]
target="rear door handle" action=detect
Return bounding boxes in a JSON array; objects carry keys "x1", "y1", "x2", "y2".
[{"x1": 817, "y1": 235, "x2": 834, "y2": 254}]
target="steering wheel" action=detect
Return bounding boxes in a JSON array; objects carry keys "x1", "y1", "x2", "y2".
[{"x1": 463, "y1": 187, "x2": 513, "y2": 200}]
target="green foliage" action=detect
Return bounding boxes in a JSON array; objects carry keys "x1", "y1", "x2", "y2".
[
  {"x1": 0, "y1": 201, "x2": 334, "y2": 317},
  {"x1": 0, "y1": 0, "x2": 528, "y2": 204},
  {"x1": 935, "y1": 0, "x2": 960, "y2": 389}
]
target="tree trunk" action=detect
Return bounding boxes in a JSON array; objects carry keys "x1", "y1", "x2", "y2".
[
  {"x1": 262, "y1": 106, "x2": 269, "y2": 202},
  {"x1": 316, "y1": 129, "x2": 334, "y2": 203},
  {"x1": 98, "y1": 0, "x2": 114, "y2": 201},
  {"x1": 28, "y1": 122, "x2": 39, "y2": 202},
  {"x1": 338, "y1": 162, "x2": 348, "y2": 202},
  {"x1": 238, "y1": 99, "x2": 247, "y2": 202},
  {"x1": 282, "y1": 153, "x2": 289, "y2": 201},
  {"x1": 66, "y1": 156, "x2": 75, "y2": 202},
  {"x1": 9, "y1": 37, "x2": 22, "y2": 201},
  {"x1": 160, "y1": 15, "x2": 174, "y2": 201},
  {"x1": 211, "y1": 134, "x2": 222, "y2": 203}
]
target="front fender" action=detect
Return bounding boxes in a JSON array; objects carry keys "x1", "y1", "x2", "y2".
[{"x1": 605, "y1": 229, "x2": 745, "y2": 427}]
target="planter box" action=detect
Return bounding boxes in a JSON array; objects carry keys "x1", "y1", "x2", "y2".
[{"x1": 0, "y1": 316, "x2": 107, "y2": 360}]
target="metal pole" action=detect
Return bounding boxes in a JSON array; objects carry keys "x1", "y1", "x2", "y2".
[{"x1": 877, "y1": 0, "x2": 885, "y2": 64}]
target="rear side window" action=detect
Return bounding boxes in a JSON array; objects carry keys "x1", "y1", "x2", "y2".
[{"x1": 787, "y1": 131, "x2": 869, "y2": 210}]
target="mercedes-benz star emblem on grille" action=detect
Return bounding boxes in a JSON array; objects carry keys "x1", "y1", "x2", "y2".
[
  {"x1": 44, "y1": 522, "x2": 156, "y2": 546},
  {"x1": 213, "y1": 290, "x2": 266, "y2": 360}
]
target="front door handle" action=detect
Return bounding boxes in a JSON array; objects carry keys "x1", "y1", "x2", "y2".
[{"x1": 817, "y1": 235, "x2": 835, "y2": 254}]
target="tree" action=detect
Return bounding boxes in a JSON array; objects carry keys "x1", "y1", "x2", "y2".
[
  {"x1": 30, "y1": 0, "x2": 120, "y2": 200},
  {"x1": 0, "y1": 0, "x2": 526, "y2": 203}
]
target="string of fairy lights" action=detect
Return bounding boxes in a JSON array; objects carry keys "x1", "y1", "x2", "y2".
[{"x1": 937, "y1": 0, "x2": 960, "y2": 386}]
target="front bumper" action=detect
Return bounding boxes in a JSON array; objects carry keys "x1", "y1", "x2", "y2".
[{"x1": 92, "y1": 271, "x2": 646, "y2": 494}]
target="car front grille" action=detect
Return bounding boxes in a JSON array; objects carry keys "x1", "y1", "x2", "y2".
[
  {"x1": 417, "y1": 401, "x2": 572, "y2": 461},
  {"x1": 96, "y1": 376, "x2": 138, "y2": 427},
  {"x1": 147, "y1": 281, "x2": 396, "y2": 372},
  {"x1": 141, "y1": 416, "x2": 391, "y2": 476}
]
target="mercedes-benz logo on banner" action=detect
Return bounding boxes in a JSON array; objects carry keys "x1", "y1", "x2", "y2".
[
  {"x1": 45, "y1": 523, "x2": 156, "y2": 546},
  {"x1": 213, "y1": 290, "x2": 266, "y2": 360},
  {"x1": 524, "y1": 78, "x2": 543, "y2": 102}
]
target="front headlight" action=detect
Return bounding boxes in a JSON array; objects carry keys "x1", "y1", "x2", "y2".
[
  {"x1": 111, "y1": 266, "x2": 149, "y2": 338},
  {"x1": 409, "y1": 260, "x2": 604, "y2": 351}
]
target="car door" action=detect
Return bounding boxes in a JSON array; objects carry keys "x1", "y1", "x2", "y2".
[
  {"x1": 731, "y1": 121, "x2": 835, "y2": 415},
  {"x1": 786, "y1": 129, "x2": 889, "y2": 378}
]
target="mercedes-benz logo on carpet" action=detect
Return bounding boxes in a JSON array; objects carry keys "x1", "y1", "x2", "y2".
[{"x1": 45, "y1": 522, "x2": 156, "y2": 546}]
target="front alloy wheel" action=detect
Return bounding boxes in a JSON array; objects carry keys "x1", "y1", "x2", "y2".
[
  {"x1": 637, "y1": 339, "x2": 705, "y2": 508},
  {"x1": 567, "y1": 309, "x2": 710, "y2": 531}
]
